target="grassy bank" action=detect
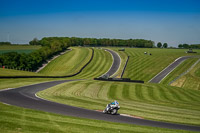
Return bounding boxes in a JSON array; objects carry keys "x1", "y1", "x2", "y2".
[
  {"x1": 38, "y1": 80, "x2": 200, "y2": 126},
  {"x1": 39, "y1": 47, "x2": 92, "y2": 76},
  {"x1": 0, "y1": 102, "x2": 194, "y2": 133},
  {"x1": 161, "y1": 58, "x2": 199, "y2": 85},
  {"x1": 171, "y1": 60, "x2": 200, "y2": 90},
  {"x1": 122, "y1": 48, "x2": 200, "y2": 81}
]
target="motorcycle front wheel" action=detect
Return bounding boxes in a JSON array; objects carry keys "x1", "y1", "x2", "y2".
[{"x1": 111, "y1": 109, "x2": 117, "y2": 115}]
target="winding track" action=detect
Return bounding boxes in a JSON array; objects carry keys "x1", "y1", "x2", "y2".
[
  {"x1": 149, "y1": 56, "x2": 195, "y2": 83},
  {"x1": 1, "y1": 50, "x2": 200, "y2": 132}
]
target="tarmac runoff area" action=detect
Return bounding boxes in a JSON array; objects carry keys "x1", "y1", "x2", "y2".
[{"x1": 0, "y1": 50, "x2": 200, "y2": 132}]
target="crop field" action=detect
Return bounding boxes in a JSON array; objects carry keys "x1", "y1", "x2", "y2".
[
  {"x1": 122, "y1": 48, "x2": 200, "y2": 82},
  {"x1": 0, "y1": 45, "x2": 41, "y2": 54},
  {"x1": 38, "y1": 80, "x2": 200, "y2": 126}
]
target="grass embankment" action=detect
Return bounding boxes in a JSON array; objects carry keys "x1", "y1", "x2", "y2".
[
  {"x1": 171, "y1": 60, "x2": 200, "y2": 90},
  {"x1": 161, "y1": 58, "x2": 199, "y2": 85},
  {"x1": 38, "y1": 80, "x2": 200, "y2": 126},
  {"x1": 0, "y1": 45, "x2": 41, "y2": 54},
  {"x1": 0, "y1": 68, "x2": 41, "y2": 76},
  {"x1": 0, "y1": 78, "x2": 62, "y2": 90},
  {"x1": 1, "y1": 103, "x2": 192, "y2": 133},
  {"x1": 72, "y1": 48, "x2": 112, "y2": 79},
  {"x1": 39, "y1": 47, "x2": 92, "y2": 76},
  {"x1": 0, "y1": 47, "x2": 112, "y2": 78},
  {"x1": 122, "y1": 48, "x2": 200, "y2": 82}
]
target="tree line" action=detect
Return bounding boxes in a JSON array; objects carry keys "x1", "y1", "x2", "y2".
[
  {"x1": 0, "y1": 42, "x2": 12, "y2": 45},
  {"x1": 0, "y1": 38, "x2": 69, "y2": 71},
  {"x1": 178, "y1": 44, "x2": 200, "y2": 49},
  {"x1": 0, "y1": 37, "x2": 154, "y2": 71},
  {"x1": 30, "y1": 37, "x2": 155, "y2": 48}
]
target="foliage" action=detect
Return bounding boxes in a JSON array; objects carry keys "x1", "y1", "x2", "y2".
[
  {"x1": 29, "y1": 38, "x2": 39, "y2": 45},
  {"x1": 157, "y1": 42, "x2": 162, "y2": 48},
  {"x1": 178, "y1": 44, "x2": 200, "y2": 49},
  {"x1": 163, "y1": 43, "x2": 168, "y2": 48},
  {"x1": 0, "y1": 38, "x2": 69, "y2": 71},
  {"x1": 0, "y1": 42, "x2": 11, "y2": 45}
]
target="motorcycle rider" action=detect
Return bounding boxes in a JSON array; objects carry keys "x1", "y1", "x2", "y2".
[{"x1": 106, "y1": 100, "x2": 119, "y2": 111}]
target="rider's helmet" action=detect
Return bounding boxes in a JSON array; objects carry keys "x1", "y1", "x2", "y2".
[{"x1": 114, "y1": 100, "x2": 119, "y2": 105}]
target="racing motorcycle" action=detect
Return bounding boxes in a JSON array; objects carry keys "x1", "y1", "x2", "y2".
[{"x1": 103, "y1": 101, "x2": 120, "y2": 115}]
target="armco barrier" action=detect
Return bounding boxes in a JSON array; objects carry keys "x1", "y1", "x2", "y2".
[
  {"x1": 0, "y1": 48, "x2": 94, "y2": 79},
  {"x1": 120, "y1": 56, "x2": 129, "y2": 78},
  {"x1": 94, "y1": 77, "x2": 144, "y2": 83}
]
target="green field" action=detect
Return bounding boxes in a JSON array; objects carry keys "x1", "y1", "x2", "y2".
[
  {"x1": 39, "y1": 47, "x2": 93, "y2": 76},
  {"x1": 161, "y1": 58, "x2": 199, "y2": 86},
  {"x1": 171, "y1": 60, "x2": 200, "y2": 90},
  {"x1": 0, "y1": 45, "x2": 41, "y2": 54},
  {"x1": 38, "y1": 80, "x2": 200, "y2": 126},
  {"x1": 122, "y1": 48, "x2": 200, "y2": 82},
  {"x1": 0, "y1": 68, "x2": 41, "y2": 76},
  {"x1": 1, "y1": 47, "x2": 200, "y2": 132},
  {"x1": 71, "y1": 47, "x2": 113, "y2": 79},
  {"x1": 1, "y1": 103, "x2": 192, "y2": 133}
]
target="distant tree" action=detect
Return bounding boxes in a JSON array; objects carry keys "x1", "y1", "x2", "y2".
[
  {"x1": 157, "y1": 42, "x2": 162, "y2": 48},
  {"x1": 163, "y1": 43, "x2": 168, "y2": 48},
  {"x1": 178, "y1": 44, "x2": 183, "y2": 48},
  {"x1": 0, "y1": 42, "x2": 11, "y2": 45},
  {"x1": 182, "y1": 44, "x2": 189, "y2": 49},
  {"x1": 29, "y1": 38, "x2": 39, "y2": 45}
]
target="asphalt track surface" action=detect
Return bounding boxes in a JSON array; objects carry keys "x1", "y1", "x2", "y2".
[
  {"x1": 103, "y1": 49, "x2": 121, "y2": 77},
  {"x1": 149, "y1": 56, "x2": 193, "y2": 83},
  {"x1": 1, "y1": 51, "x2": 200, "y2": 132},
  {"x1": 1, "y1": 80, "x2": 200, "y2": 132}
]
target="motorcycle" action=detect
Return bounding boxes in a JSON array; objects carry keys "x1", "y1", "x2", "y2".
[{"x1": 103, "y1": 101, "x2": 120, "y2": 115}]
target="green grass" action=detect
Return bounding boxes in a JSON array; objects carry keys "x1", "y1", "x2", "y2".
[
  {"x1": 71, "y1": 47, "x2": 113, "y2": 79},
  {"x1": 38, "y1": 80, "x2": 200, "y2": 126},
  {"x1": 0, "y1": 78, "x2": 62, "y2": 90},
  {"x1": 39, "y1": 47, "x2": 92, "y2": 76},
  {"x1": 161, "y1": 58, "x2": 199, "y2": 85},
  {"x1": 0, "y1": 47, "x2": 112, "y2": 78},
  {"x1": 1, "y1": 103, "x2": 193, "y2": 133},
  {"x1": 0, "y1": 45, "x2": 41, "y2": 54},
  {"x1": 123, "y1": 48, "x2": 200, "y2": 82},
  {"x1": 171, "y1": 61, "x2": 200, "y2": 90},
  {"x1": 195, "y1": 63, "x2": 200, "y2": 77},
  {"x1": 0, "y1": 68, "x2": 41, "y2": 76}
]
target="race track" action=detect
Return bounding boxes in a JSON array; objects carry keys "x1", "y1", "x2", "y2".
[
  {"x1": 149, "y1": 56, "x2": 192, "y2": 83},
  {"x1": 1, "y1": 50, "x2": 200, "y2": 132}
]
